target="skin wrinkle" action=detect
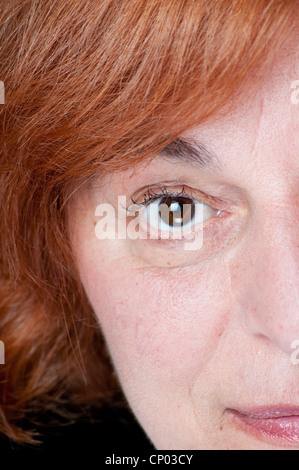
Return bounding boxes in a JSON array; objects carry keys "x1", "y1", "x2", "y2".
[
  {"x1": 251, "y1": 97, "x2": 264, "y2": 174},
  {"x1": 187, "y1": 257, "x2": 237, "y2": 440},
  {"x1": 226, "y1": 95, "x2": 264, "y2": 354}
]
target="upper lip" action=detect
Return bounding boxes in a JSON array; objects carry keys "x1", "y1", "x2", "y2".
[{"x1": 226, "y1": 405, "x2": 299, "y2": 419}]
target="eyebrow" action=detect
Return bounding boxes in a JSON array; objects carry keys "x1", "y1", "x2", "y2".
[{"x1": 159, "y1": 137, "x2": 222, "y2": 172}]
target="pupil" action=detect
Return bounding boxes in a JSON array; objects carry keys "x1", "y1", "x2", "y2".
[{"x1": 158, "y1": 196, "x2": 195, "y2": 227}]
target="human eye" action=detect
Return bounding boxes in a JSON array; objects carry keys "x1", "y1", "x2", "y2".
[
  {"x1": 125, "y1": 183, "x2": 240, "y2": 268},
  {"x1": 129, "y1": 185, "x2": 221, "y2": 239}
]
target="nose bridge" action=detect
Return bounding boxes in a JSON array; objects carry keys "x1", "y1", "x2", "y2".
[{"x1": 239, "y1": 199, "x2": 299, "y2": 354}]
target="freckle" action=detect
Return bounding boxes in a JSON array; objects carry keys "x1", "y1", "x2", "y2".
[{"x1": 219, "y1": 426, "x2": 223, "y2": 431}]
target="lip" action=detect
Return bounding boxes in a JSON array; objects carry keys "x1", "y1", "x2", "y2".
[{"x1": 226, "y1": 406, "x2": 299, "y2": 447}]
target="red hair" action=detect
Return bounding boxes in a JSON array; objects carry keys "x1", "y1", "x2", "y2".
[{"x1": 0, "y1": 0, "x2": 297, "y2": 443}]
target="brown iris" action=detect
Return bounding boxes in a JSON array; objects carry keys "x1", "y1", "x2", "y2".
[{"x1": 158, "y1": 196, "x2": 195, "y2": 227}]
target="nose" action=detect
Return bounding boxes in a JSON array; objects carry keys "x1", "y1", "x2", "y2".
[{"x1": 234, "y1": 204, "x2": 299, "y2": 355}]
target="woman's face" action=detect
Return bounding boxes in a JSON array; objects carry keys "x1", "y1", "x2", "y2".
[{"x1": 69, "y1": 47, "x2": 299, "y2": 449}]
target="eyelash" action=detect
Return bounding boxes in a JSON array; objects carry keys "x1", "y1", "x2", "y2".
[{"x1": 131, "y1": 185, "x2": 193, "y2": 207}]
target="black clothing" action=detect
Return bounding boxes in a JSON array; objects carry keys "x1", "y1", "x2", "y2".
[{"x1": 0, "y1": 406, "x2": 155, "y2": 455}]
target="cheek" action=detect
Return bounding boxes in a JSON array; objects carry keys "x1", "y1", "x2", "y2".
[{"x1": 76, "y1": 245, "x2": 232, "y2": 381}]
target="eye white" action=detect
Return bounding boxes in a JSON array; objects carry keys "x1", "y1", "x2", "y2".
[{"x1": 144, "y1": 197, "x2": 215, "y2": 233}]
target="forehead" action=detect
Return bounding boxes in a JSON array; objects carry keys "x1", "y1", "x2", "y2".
[{"x1": 184, "y1": 46, "x2": 299, "y2": 178}]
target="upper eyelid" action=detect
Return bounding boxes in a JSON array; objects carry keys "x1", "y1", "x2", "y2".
[
  {"x1": 128, "y1": 184, "x2": 238, "y2": 216},
  {"x1": 129, "y1": 184, "x2": 227, "y2": 211},
  {"x1": 130, "y1": 186, "x2": 194, "y2": 207}
]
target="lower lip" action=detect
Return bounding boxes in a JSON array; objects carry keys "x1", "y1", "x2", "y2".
[{"x1": 227, "y1": 408, "x2": 299, "y2": 446}]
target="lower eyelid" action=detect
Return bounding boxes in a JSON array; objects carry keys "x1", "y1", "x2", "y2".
[
  {"x1": 136, "y1": 205, "x2": 232, "y2": 242},
  {"x1": 127, "y1": 209, "x2": 242, "y2": 269}
]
